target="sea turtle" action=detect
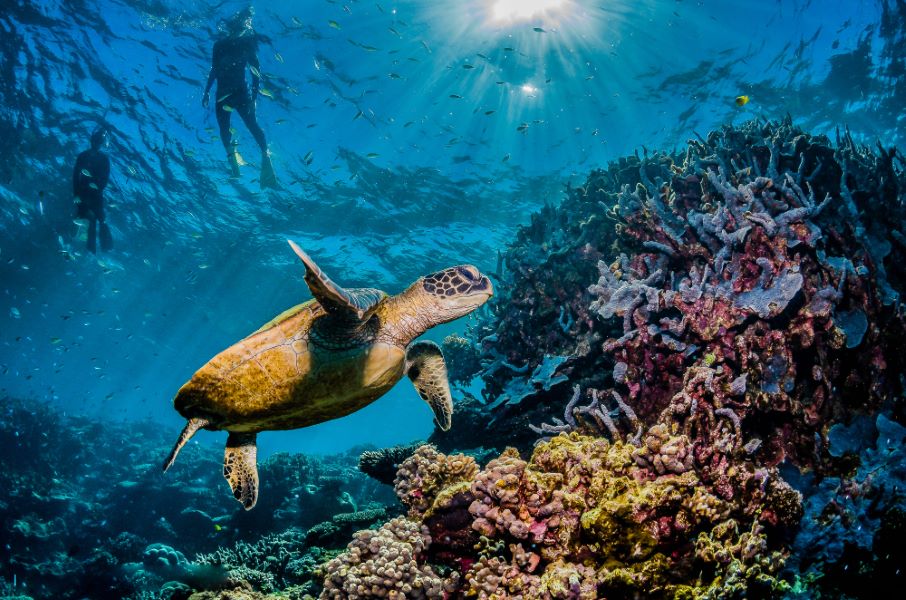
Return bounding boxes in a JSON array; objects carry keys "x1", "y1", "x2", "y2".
[{"x1": 162, "y1": 240, "x2": 493, "y2": 510}]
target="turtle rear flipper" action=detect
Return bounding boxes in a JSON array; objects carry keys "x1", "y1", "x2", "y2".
[
  {"x1": 224, "y1": 432, "x2": 259, "y2": 510},
  {"x1": 162, "y1": 417, "x2": 210, "y2": 472},
  {"x1": 406, "y1": 340, "x2": 453, "y2": 431}
]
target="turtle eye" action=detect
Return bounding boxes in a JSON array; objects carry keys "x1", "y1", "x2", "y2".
[{"x1": 458, "y1": 266, "x2": 478, "y2": 281}]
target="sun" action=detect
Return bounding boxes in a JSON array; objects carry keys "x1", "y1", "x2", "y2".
[{"x1": 491, "y1": 0, "x2": 565, "y2": 22}]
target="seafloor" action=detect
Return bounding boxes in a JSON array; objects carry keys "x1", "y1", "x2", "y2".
[{"x1": 3, "y1": 117, "x2": 906, "y2": 599}]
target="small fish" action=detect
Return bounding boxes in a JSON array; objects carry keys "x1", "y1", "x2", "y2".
[
  {"x1": 463, "y1": 64, "x2": 475, "y2": 69},
  {"x1": 388, "y1": 27, "x2": 401, "y2": 37},
  {"x1": 10, "y1": 307, "x2": 20, "y2": 319},
  {"x1": 274, "y1": 52, "x2": 284, "y2": 63},
  {"x1": 353, "y1": 110, "x2": 363, "y2": 120},
  {"x1": 403, "y1": 121, "x2": 414, "y2": 127},
  {"x1": 292, "y1": 16, "x2": 304, "y2": 26},
  {"x1": 388, "y1": 72, "x2": 402, "y2": 79},
  {"x1": 503, "y1": 47, "x2": 515, "y2": 52},
  {"x1": 259, "y1": 88, "x2": 275, "y2": 99},
  {"x1": 516, "y1": 123, "x2": 529, "y2": 133},
  {"x1": 80, "y1": 169, "x2": 92, "y2": 177},
  {"x1": 449, "y1": 94, "x2": 462, "y2": 99},
  {"x1": 88, "y1": 183, "x2": 99, "y2": 190},
  {"x1": 222, "y1": 105, "x2": 234, "y2": 112},
  {"x1": 328, "y1": 20, "x2": 341, "y2": 29},
  {"x1": 214, "y1": 524, "x2": 222, "y2": 532},
  {"x1": 303, "y1": 151, "x2": 314, "y2": 165},
  {"x1": 420, "y1": 40, "x2": 431, "y2": 53},
  {"x1": 275, "y1": 118, "x2": 288, "y2": 124},
  {"x1": 366, "y1": 152, "x2": 379, "y2": 158},
  {"x1": 249, "y1": 65, "x2": 262, "y2": 78},
  {"x1": 533, "y1": 27, "x2": 545, "y2": 33},
  {"x1": 51, "y1": 337, "x2": 62, "y2": 345},
  {"x1": 484, "y1": 110, "x2": 495, "y2": 115},
  {"x1": 735, "y1": 95, "x2": 750, "y2": 106},
  {"x1": 502, "y1": 153, "x2": 510, "y2": 162}
]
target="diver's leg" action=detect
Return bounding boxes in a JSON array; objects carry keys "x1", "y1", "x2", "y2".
[
  {"x1": 98, "y1": 202, "x2": 113, "y2": 252},
  {"x1": 86, "y1": 218, "x2": 97, "y2": 253},
  {"x1": 237, "y1": 101, "x2": 277, "y2": 189},
  {"x1": 216, "y1": 102, "x2": 233, "y2": 151},
  {"x1": 236, "y1": 101, "x2": 267, "y2": 152},
  {"x1": 216, "y1": 101, "x2": 240, "y2": 177}
]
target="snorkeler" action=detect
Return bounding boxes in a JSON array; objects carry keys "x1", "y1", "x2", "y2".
[
  {"x1": 72, "y1": 126, "x2": 113, "y2": 254},
  {"x1": 202, "y1": 6, "x2": 278, "y2": 189}
]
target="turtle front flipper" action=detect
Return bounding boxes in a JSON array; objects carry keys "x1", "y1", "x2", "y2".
[
  {"x1": 405, "y1": 340, "x2": 453, "y2": 431},
  {"x1": 287, "y1": 240, "x2": 386, "y2": 320},
  {"x1": 223, "y1": 432, "x2": 259, "y2": 510}
]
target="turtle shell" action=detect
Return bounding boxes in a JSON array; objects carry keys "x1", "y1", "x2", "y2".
[{"x1": 174, "y1": 298, "x2": 406, "y2": 432}]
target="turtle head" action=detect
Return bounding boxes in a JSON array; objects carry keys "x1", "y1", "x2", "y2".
[
  {"x1": 417, "y1": 265, "x2": 493, "y2": 325},
  {"x1": 381, "y1": 265, "x2": 493, "y2": 345}
]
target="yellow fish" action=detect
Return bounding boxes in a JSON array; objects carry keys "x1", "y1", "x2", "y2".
[
  {"x1": 259, "y1": 88, "x2": 275, "y2": 99},
  {"x1": 735, "y1": 95, "x2": 750, "y2": 107},
  {"x1": 328, "y1": 20, "x2": 341, "y2": 29},
  {"x1": 214, "y1": 524, "x2": 222, "y2": 532}
]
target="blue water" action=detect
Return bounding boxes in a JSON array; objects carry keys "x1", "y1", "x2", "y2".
[
  {"x1": 1, "y1": 2, "x2": 905, "y2": 599},
  {"x1": 2, "y1": 0, "x2": 899, "y2": 457}
]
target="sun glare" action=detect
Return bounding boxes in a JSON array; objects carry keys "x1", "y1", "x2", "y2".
[{"x1": 492, "y1": 0, "x2": 565, "y2": 21}]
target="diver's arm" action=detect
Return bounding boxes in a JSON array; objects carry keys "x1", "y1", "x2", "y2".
[
  {"x1": 72, "y1": 152, "x2": 85, "y2": 196},
  {"x1": 72, "y1": 156, "x2": 80, "y2": 196}
]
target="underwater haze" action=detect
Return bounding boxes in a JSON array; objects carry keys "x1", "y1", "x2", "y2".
[{"x1": 1, "y1": 0, "x2": 905, "y2": 599}]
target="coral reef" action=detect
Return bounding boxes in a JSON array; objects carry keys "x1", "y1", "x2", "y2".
[
  {"x1": 319, "y1": 516, "x2": 446, "y2": 599},
  {"x1": 346, "y1": 435, "x2": 796, "y2": 598},
  {"x1": 393, "y1": 445, "x2": 479, "y2": 518},
  {"x1": 358, "y1": 441, "x2": 424, "y2": 486},
  {"x1": 0, "y1": 395, "x2": 395, "y2": 600},
  {"x1": 451, "y1": 118, "x2": 905, "y2": 466},
  {"x1": 2, "y1": 118, "x2": 903, "y2": 600},
  {"x1": 349, "y1": 118, "x2": 905, "y2": 599}
]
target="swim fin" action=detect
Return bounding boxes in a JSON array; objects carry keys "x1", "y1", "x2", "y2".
[
  {"x1": 99, "y1": 222, "x2": 113, "y2": 252},
  {"x1": 260, "y1": 152, "x2": 279, "y2": 190}
]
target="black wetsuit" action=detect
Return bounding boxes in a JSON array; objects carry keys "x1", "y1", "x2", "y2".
[
  {"x1": 73, "y1": 148, "x2": 110, "y2": 252},
  {"x1": 208, "y1": 34, "x2": 267, "y2": 154}
]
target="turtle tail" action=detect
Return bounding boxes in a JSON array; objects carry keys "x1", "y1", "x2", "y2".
[{"x1": 162, "y1": 417, "x2": 210, "y2": 472}]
